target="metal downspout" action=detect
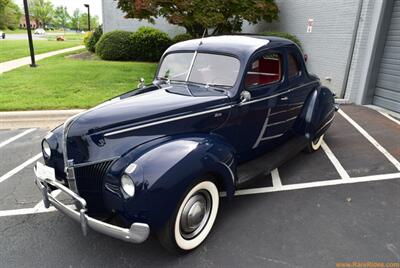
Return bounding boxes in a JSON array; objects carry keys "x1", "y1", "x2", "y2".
[{"x1": 340, "y1": 0, "x2": 364, "y2": 98}]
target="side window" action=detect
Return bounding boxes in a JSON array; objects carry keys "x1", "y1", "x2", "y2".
[
  {"x1": 288, "y1": 53, "x2": 301, "y2": 78},
  {"x1": 245, "y1": 53, "x2": 282, "y2": 88}
]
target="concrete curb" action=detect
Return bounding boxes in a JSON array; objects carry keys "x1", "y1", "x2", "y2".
[{"x1": 0, "y1": 109, "x2": 85, "y2": 129}]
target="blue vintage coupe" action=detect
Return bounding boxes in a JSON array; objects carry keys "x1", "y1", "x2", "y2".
[{"x1": 35, "y1": 35, "x2": 336, "y2": 252}]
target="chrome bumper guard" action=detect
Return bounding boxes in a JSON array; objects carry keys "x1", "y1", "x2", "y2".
[{"x1": 34, "y1": 166, "x2": 150, "y2": 244}]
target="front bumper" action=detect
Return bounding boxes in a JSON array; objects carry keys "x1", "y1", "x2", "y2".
[{"x1": 34, "y1": 164, "x2": 150, "y2": 244}]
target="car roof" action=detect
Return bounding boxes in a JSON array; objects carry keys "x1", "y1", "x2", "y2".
[{"x1": 165, "y1": 35, "x2": 295, "y2": 61}]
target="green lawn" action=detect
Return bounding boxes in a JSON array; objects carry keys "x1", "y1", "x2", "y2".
[
  {"x1": 0, "y1": 51, "x2": 157, "y2": 111},
  {"x1": 0, "y1": 39, "x2": 83, "y2": 63},
  {"x1": 3, "y1": 29, "x2": 27, "y2": 34},
  {"x1": 46, "y1": 32, "x2": 85, "y2": 42}
]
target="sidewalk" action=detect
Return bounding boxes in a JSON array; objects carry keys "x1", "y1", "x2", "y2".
[
  {"x1": 0, "y1": 109, "x2": 84, "y2": 129},
  {"x1": 0, "y1": 45, "x2": 85, "y2": 73}
]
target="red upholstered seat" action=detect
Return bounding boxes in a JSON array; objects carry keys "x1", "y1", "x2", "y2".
[{"x1": 245, "y1": 57, "x2": 281, "y2": 87}]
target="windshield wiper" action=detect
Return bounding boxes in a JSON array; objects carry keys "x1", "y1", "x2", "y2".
[{"x1": 205, "y1": 83, "x2": 231, "y2": 89}]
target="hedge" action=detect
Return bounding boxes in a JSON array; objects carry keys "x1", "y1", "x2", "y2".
[
  {"x1": 95, "y1": 30, "x2": 135, "y2": 61},
  {"x1": 131, "y1": 27, "x2": 172, "y2": 61},
  {"x1": 260, "y1": 31, "x2": 302, "y2": 49},
  {"x1": 95, "y1": 27, "x2": 172, "y2": 61},
  {"x1": 83, "y1": 32, "x2": 93, "y2": 49},
  {"x1": 85, "y1": 25, "x2": 103, "y2": 53},
  {"x1": 172, "y1": 33, "x2": 193, "y2": 44}
]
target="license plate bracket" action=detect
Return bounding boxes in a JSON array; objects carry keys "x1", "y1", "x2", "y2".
[{"x1": 35, "y1": 161, "x2": 56, "y2": 181}]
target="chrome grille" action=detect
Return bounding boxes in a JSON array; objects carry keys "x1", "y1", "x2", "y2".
[{"x1": 74, "y1": 160, "x2": 113, "y2": 193}]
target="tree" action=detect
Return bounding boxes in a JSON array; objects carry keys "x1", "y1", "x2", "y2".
[
  {"x1": 29, "y1": 0, "x2": 53, "y2": 28},
  {"x1": 54, "y1": 6, "x2": 70, "y2": 31},
  {"x1": 70, "y1": 8, "x2": 80, "y2": 31},
  {"x1": 115, "y1": 0, "x2": 279, "y2": 37},
  {"x1": 79, "y1": 13, "x2": 99, "y2": 31},
  {"x1": 0, "y1": 0, "x2": 21, "y2": 30}
]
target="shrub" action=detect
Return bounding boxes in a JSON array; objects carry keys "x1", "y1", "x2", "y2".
[
  {"x1": 172, "y1": 33, "x2": 193, "y2": 44},
  {"x1": 83, "y1": 31, "x2": 93, "y2": 48},
  {"x1": 95, "y1": 27, "x2": 172, "y2": 61},
  {"x1": 86, "y1": 25, "x2": 103, "y2": 53},
  {"x1": 131, "y1": 26, "x2": 172, "y2": 62},
  {"x1": 260, "y1": 31, "x2": 302, "y2": 49},
  {"x1": 96, "y1": 30, "x2": 135, "y2": 61}
]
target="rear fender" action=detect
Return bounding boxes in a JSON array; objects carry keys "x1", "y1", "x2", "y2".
[{"x1": 294, "y1": 86, "x2": 336, "y2": 140}]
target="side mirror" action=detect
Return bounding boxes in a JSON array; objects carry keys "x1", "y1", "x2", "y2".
[
  {"x1": 240, "y1": 91, "x2": 251, "y2": 103},
  {"x1": 137, "y1": 78, "x2": 145, "y2": 88}
]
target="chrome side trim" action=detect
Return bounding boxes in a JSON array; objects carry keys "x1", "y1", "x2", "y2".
[
  {"x1": 270, "y1": 105, "x2": 303, "y2": 116},
  {"x1": 252, "y1": 108, "x2": 271, "y2": 149},
  {"x1": 266, "y1": 116, "x2": 297, "y2": 127},
  {"x1": 287, "y1": 101, "x2": 305, "y2": 107},
  {"x1": 104, "y1": 105, "x2": 233, "y2": 137},
  {"x1": 261, "y1": 133, "x2": 284, "y2": 141},
  {"x1": 317, "y1": 113, "x2": 335, "y2": 133},
  {"x1": 238, "y1": 81, "x2": 317, "y2": 106}
]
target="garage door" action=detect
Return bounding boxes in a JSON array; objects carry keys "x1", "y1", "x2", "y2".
[{"x1": 373, "y1": 0, "x2": 400, "y2": 113}]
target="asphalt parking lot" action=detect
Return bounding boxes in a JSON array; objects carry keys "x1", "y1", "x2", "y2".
[{"x1": 0, "y1": 105, "x2": 399, "y2": 268}]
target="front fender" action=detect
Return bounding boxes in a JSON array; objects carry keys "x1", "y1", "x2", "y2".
[
  {"x1": 105, "y1": 134, "x2": 236, "y2": 230},
  {"x1": 294, "y1": 86, "x2": 336, "y2": 140}
]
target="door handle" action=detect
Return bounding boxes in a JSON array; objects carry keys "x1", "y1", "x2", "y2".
[{"x1": 280, "y1": 96, "x2": 289, "y2": 101}]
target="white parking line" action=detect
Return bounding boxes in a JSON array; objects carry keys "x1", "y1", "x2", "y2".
[
  {"x1": 0, "y1": 204, "x2": 75, "y2": 218},
  {"x1": 271, "y1": 168, "x2": 282, "y2": 188},
  {"x1": 321, "y1": 141, "x2": 350, "y2": 180},
  {"x1": 338, "y1": 109, "x2": 400, "y2": 171},
  {"x1": 0, "y1": 128, "x2": 36, "y2": 149},
  {"x1": 33, "y1": 189, "x2": 61, "y2": 210},
  {"x1": 2, "y1": 171, "x2": 399, "y2": 217},
  {"x1": 0, "y1": 153, "x2": 42, "y2": 184},
  {"x1": 378, "y1": 111, "x2": 400, "y2": 126},
  {"x1": 0, "y1": 206, "x2": 57, "y2": 217},
  {"x1": 234, "y1": 172, "x2": 400, "y2": 197},
  {"x1": 0, "y1": 191, "x2": 64, "y2": 218}
]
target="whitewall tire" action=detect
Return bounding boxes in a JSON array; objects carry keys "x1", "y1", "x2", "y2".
[
  {"x1": 158, "y1": 179, "x2": 219, "y2": 253},
  {"x1": 306, "y1": 134, "x2": 324, "y2": 153}
]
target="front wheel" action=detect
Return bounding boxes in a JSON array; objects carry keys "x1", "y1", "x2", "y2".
[
  {"x1": 158, "y1": 179, "x2": 219, "y2": 253},
  {"x1": 305, "y1": 134, "x2": 324, "y2": 153}
]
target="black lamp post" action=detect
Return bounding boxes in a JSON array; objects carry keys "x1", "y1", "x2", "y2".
[
  {"x1": 84, "y1": 4, "x2": 90, "y2": 31},
  {"x1": 22, "y1": 0, "x2": 36, "y2": 67}
]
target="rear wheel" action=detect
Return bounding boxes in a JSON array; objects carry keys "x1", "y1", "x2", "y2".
[
  {"x1": 158, "y1": 179, "x2": 219, "y2": 253},
  {"x1": 305, "y1": 134, "x2": 324, "y2": 153}
]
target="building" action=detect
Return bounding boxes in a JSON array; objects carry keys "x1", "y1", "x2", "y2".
[
  {"x1": 19, "y1": 15, "x2": 42, "y2": 29},
  {"x1": 102, "y1": 0, "x2": 400, "y2": 114}
]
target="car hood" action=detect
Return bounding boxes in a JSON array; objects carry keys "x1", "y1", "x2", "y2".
[{"x1": 65, "y1": 85, "x2": 231, "y2": 164}]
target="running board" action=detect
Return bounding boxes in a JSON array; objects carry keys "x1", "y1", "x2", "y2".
[{"x1": 236, "y1": 136, "x2": 308, "y2": 188}]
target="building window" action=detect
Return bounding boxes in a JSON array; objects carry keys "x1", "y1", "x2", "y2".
[{"x1": 245, "y1": 53, "x2": 282, "y2": 88}]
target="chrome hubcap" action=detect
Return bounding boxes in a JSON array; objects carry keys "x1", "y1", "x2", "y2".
[{"x1": 180, "y1": 190, "x2": 211, "y2": 239}]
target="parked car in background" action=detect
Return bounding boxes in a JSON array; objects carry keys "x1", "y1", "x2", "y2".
[
  {"x1": 34, "y1": 28, "x2": 46, "y2": 35},
  {"x1": 0, "y1": 31, "x2": 5, "y2": 39},
  {"x1": 34, "y1": 35, "x2": 337, "y2": 253}
]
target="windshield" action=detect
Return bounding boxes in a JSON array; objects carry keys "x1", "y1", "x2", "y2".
[{"x1": 157, "y1": 52, "x2": 240, "y2": 88}]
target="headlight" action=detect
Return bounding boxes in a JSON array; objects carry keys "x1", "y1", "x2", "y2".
[
  {"x1": 42, "y1": 140, "x2": 51, "y2": 158},
  {"x1": 121, "y1": 174, "x2": 135, "y2": 197}
]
